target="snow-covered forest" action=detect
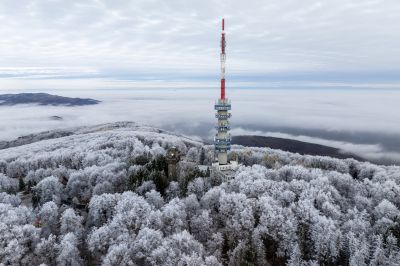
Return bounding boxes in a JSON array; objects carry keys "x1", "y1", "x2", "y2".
[{"x1": 0, "y1": 122, "x2": 399, "y2": 265}]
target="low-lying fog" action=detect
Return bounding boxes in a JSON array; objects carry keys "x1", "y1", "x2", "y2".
[{"x1": 1, "y1": 87, "x2": 400, "y2": 165}]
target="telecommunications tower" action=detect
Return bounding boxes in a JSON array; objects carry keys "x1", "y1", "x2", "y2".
[{"x1": 213, "y1": 18, "x2": 237, "y2": 171}]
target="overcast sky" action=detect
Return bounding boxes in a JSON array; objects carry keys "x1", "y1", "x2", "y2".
[{"x1": 1, "y1": 0, "x2": 400, "y2": 88}]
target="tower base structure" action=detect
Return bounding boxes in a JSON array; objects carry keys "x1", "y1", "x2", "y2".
[
  {"x1": 211, "y1": 160, "x2": 239, "y2": 182},
  {"x1": 212, "y1": 160, "x2": 238, "y2": 171}
]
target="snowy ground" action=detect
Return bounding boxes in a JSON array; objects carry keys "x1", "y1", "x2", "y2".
[{"x1": 0, "y1": 122, "x2": 399, "y2": 265}]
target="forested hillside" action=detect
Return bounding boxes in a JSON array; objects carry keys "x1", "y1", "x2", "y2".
[
  {"x1": 0, "y1": 93, "x2": 100, "y2": 106},
  {"x1": 0, "y1": 122, "x2": 399, "y2": 265}
]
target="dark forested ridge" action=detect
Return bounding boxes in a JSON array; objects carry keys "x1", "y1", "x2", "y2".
[
  {"x1": 232, "y1": 135, "x2": 365, "y2": 162},
  {"x1": 0, "y1": 122, "x2": 399, "y2": 265},
  {"x1": 0, "y1": 92, "x2": 100, "y2": 106}
]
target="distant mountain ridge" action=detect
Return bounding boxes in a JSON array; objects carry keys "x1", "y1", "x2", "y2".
[
  {"x1": 0, "y1": 92, "x2": 100, "y2": 106},
  {"x1": 232, "y1": 135, "x2": 366, "y2": 162}
]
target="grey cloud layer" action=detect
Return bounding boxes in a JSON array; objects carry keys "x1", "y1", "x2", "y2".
[
  {"x1": 1, "y1": 88, "x2": 400, "y2": 164},
  {"x1": 1, "y1": 0, "x2": 400, "y2": 81}
]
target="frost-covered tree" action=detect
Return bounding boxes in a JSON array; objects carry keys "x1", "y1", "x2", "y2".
[
  {"x1": 190, "y1": 210, "x2": 213, "y2": 243},
  {"x1": 135, "y1": 180, "x2": 157, "y2": 195},
  {"x1": 149, "y1": 230, "x2": 205, "y2": 265},
  {"x1": 102, "y1": 243, "x2": 133, "y2": 266},
  {"x1": 60, "y1": 208, "x2": 84, "y2": 238},
  {"x1": 6, "y1": 159, "x2": 28, "y2": 179},
  {"x1": 165, "y1": 181, "x2": 180, "y2": 200},
  {"x1": 374, "y1": 199, "x2": 399, "y2": 221},
  {"x1": 87, "y1": 193, "x2": 119, "y2": 227},
  {"x1": 131, "y1": 228, "x2": 163, "y2": 265},
  {"x1": 187, "y1": 177, "x2": 209, "y2": 200},
  {"x1": 56, "y1": 233, "x2": 83, "y2": 266},
  {"x1": 161, "y1": 197, "x2": 187, "y2": 235},
  {"x1": 186, "y1": 147, "x2": 200, "y2": 163},
  {"x1": 38, "y1": 201, "x2": 59, "y2": 237},
  {"x1": 219, "y1": 192, "x2": 255, "y2": 242},
  {"x1": 0, "y1": 173, "x2": 18, "y2": 193},
  {"x1": 348, "y1": 233, "x2": 369, "y2": 266},
  {"x1": 0, "y1": 192, "x2": 21, "y2": 206},
  {"x1": 2, "y1": 123, "x2": 400, "y2": 265},
  {"x1": 34, "y1": 176, "x2": 63, "y2": 206},
  {"x1": 145, "y1": 189, "x2": 164, "y2": 209},
  {"x1": 93, "y1": 180, "x2": 113, "y2": 195},
  {"x1": 112, "y1": 192, "x2": 153, "y2": 234},
  {"x1": 0, "y1": 213, "x2": 39, "y2": 265},
  {"x1": 34, "y1": 234, "x2": 58, "y2": 265},
  {"x1": 66, "y1": 171, "x2": 91, "y2": 201},
  {"x1": 370, "y1": 235, "x2": 387, "y2": 266},
  {"x1": 286, "y1": 244, "x2": 304, "y2": 266}
]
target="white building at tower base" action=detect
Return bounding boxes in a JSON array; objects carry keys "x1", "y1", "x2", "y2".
[{"x1": 212, "y1": 160, "x2": 239, "y2": 171}]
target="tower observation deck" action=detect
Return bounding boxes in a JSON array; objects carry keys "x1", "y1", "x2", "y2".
[{"x1": 213, "y1": 19, "x2": 238, "y2": 172}]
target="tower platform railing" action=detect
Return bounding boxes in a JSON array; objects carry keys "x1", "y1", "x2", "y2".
[
  {"x1": 215, "y1": 125, "x2": 231, "y2": 131},
  {"x1": 215, "y1": 113, "x2": 231, "y2": 119},
  {"x1": 215, "y1": 144, "x2": 231, "y2": 150},
  {"x1": 214, "y1": 138, "x2": 231, "y2": 145},
  {"x1": 214, "y1": 99, "x2": 231, "y2": 110}
]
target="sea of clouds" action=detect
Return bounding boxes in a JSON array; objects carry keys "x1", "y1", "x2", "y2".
[{"x1": 1, "y1": 85, "x2": 400, "y2": 164}]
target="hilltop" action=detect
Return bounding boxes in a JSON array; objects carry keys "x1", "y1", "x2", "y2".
[{"x1": 0, "y1": 122, "x2": 399, "y2": 265}]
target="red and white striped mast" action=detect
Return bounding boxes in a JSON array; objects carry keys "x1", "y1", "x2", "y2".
[
  {"x1": 214, "y1": 18, "x2": 232, "y2": 166},
  {"x1": 220, "y1": 18, "x2": 226, "y2": 100}
]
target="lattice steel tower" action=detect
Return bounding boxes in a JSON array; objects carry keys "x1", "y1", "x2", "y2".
[{"x1": 214, "y1": 18, "x2": 231, "y2": 165}]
